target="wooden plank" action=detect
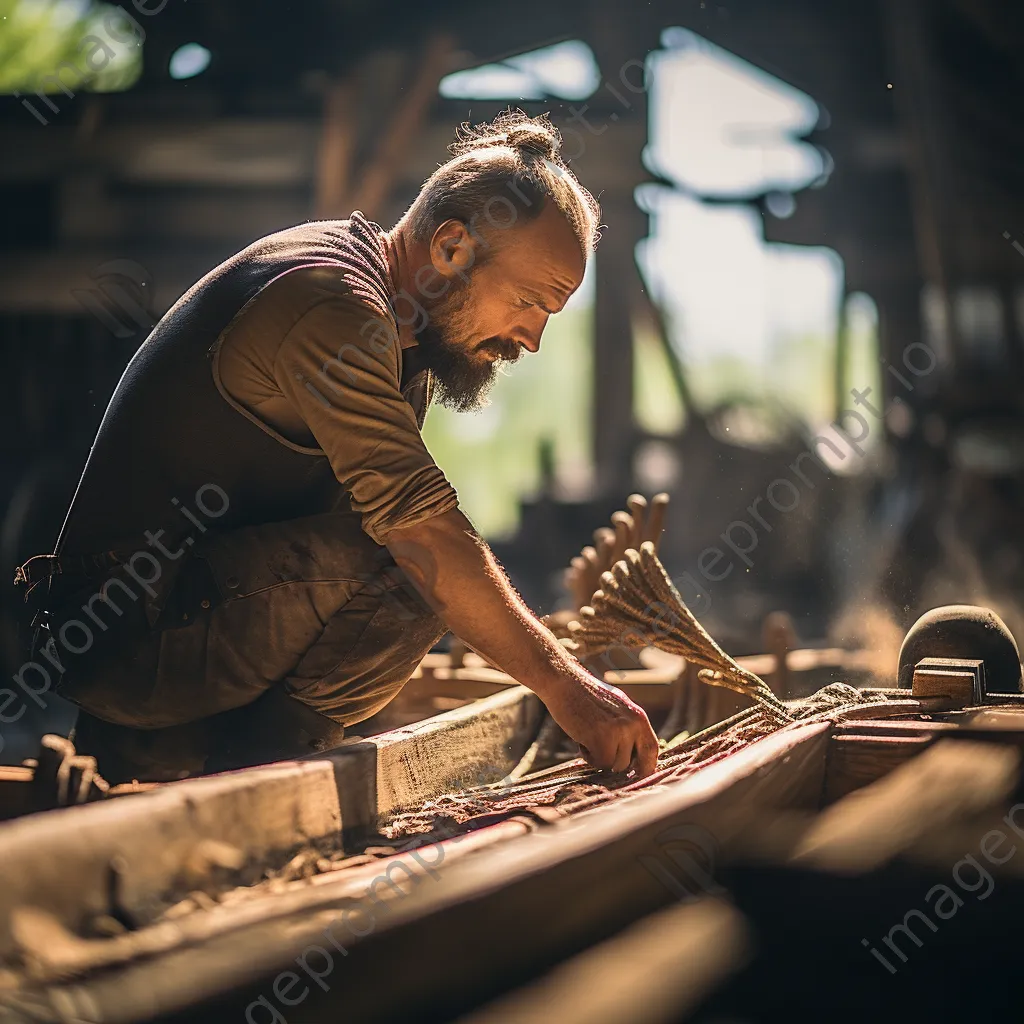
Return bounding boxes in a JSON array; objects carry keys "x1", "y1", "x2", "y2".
[
  {"x1": 833, "y1": 720, "x2": 959, "y2": 736},
  {"x1": 3, "y1": 817, "x2": 535, "y2": 995},
  {"x1": 0, "y1": 689, "x2": 544, "y2": 987},
  {"x1": 324, "y1": 686, "x2": 544, "y2": 833},
  {"x1": 0, "y1": 761, "x2": 342, "y2": 961},
  {"x1": 794, "y1": 739, "x2": 1021, "y2": 872},
  {"x1": 823, "y1": 733, "x2": 934, "y2": 803},
  {"x1": 961, "y1": 706, "x2": 1024, "y2": 728},
  {"x1": 0, "y1": 686, "x2": 541, "y2": 968},
  {"x1": 9, "y1": 723, "x2": 830, "y2": 1022}
]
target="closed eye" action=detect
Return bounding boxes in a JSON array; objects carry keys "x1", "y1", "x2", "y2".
[{"x1": 517, "y1": 296, "x2": 557, "y2": 314}]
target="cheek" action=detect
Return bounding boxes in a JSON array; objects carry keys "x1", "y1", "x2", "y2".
[
  {"x1": 468, "y1": 264, "x2": 518, "y2": 318},
  {"x1": 460, "y1": 287, "x2": 507, "y2": 334}
]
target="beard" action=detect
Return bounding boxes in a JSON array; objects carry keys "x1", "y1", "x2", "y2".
[{"x1": 416, "y1": 279, "x2": 522, "y2": 412}]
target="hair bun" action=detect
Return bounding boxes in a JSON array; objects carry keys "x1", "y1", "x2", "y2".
[
  {"x1": 502, "y1": 124, "x2": 559, "y2": 159},
  {"x1": 450, "y1": 110, "x2": 563, "y2": 162}
]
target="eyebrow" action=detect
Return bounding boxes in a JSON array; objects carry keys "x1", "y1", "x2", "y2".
[{"x1": 527, "y1": 291, "x2": 563, "y2": 315}]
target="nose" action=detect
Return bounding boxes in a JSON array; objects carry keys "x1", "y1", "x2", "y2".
[{"x1": 514, "y1": 311, "x2": 549, "y2": 354}]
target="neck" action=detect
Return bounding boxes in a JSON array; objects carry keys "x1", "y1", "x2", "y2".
[{"x1": 383, "y1": 221, "x2": 430, "y2": 350}]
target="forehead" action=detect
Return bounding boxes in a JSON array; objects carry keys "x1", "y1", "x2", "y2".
[{"x1": 489, "y1": 201, "x2": 587, "y2": 293}]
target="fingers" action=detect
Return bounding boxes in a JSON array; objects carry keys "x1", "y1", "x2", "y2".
[
  {"x1": 578, "y1": 740, "x2": 614, "y2": 772},
  {"x1": 580, "y1": 722, "x2": 658, "y2": 777},
  {"x1": 611, "y1": 739, "x2": 633, "y2": 773},
  {"x1": 631, "y1": 722, "x2": 660, "y2": 778},
  {"x1": 589, "y1": 729, "x2": 657, "y2": 776}
]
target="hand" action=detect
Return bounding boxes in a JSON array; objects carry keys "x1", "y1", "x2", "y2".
[{"x1": 542, "y1": 670, "x2": 659, "y2": 777}]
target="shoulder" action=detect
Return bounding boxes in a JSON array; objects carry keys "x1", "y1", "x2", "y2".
[
  {"x1": 266, "y1": 269, "x2": 402, "y2": 384},
  {"x1": 249, "y1": 213, "x2": 397, "y2": 324}
]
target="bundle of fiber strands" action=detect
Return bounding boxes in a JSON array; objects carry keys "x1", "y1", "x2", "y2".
[{"x1": 563, "y1": 541, "x2": 792, "y2": 724}]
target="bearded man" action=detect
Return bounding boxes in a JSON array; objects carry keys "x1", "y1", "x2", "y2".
[{"x1": 17, "y1": 111, "x2": 658, "y2": 783}]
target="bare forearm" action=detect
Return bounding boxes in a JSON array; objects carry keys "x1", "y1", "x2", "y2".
[
  {"x1": 385, "y1": 509, "x2": 581, "y2": 698},
  {"x1": 385, "y1": 508, "x2": 658, "y2": 776}
]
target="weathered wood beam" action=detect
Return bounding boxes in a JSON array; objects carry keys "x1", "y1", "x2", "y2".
[
  {"x1": 327, "y1": 686, "x2": 542, "y2": 832},
  {"x1": 0, "y1": 760, "x2": 342, "y2": 962},
  {"x1": 0, "y1": 687, "x2": 542, "y2": 974},
  {"x1": 10, "y1": 721, "x2": 830, "y2": 1022}
]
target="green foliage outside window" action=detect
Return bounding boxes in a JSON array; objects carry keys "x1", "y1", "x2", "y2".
[{"x1": 0, "y1": 0, "x2": 141, "y2": 96}]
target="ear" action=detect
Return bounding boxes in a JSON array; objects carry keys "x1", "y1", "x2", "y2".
[{"x1": 429, "y1": 219, "x2": 483, "y2": 280}]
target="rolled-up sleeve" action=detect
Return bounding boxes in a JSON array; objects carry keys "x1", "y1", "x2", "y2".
[{"x1": 273, "y1": 295, "x2": 460, "y2": 544}]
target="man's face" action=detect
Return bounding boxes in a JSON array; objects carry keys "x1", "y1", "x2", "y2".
[{"x1": 416, "y1": 202, "x2": 586, "y2": 412}]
